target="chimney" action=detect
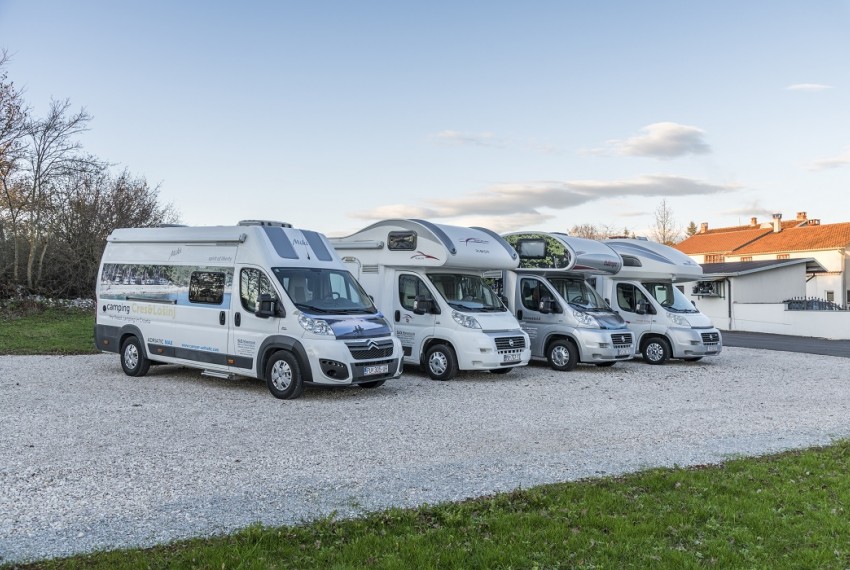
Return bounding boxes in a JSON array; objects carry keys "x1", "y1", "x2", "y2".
[
  {"x1": 796, "y1": 211, "x2": 807, "y2": 221},
  {"x1": 750, "y1": 217, "x2": 758, "y2": 226},
  {"x1": 772, "y1": 213, "x2": 782, "y2": 233},
  {"x1": 699, "y1": 222, "x2": 708, "y2": 233}
]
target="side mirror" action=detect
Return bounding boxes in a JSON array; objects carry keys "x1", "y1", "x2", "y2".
[
  {"x1": 412, "y1": 295, "x2": 432, "y2": 315},
  {"x1": 635, "y1": 299, "x2": 648, "y2": 315},
  {"x1": 538, "y1": 298, "x2": 556, "y2": 314},
  {"x1": 498, "y1": 294, "x2": 509, "y2": 307},
  {"x1": 257, "y1": 293, "x2": 283, "y2": 318}
]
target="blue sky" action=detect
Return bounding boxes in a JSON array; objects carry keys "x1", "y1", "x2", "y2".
[{"x1": 2, "y1": 1, "x2": 848, "y2": 236}]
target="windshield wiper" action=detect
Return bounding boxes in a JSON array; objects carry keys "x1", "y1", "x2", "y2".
[{"x1": 295, "y1": 303, "x2": 330, "y2": 314}]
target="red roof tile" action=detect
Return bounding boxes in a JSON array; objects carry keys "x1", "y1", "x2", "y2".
[
  {"x1": 675, "y1": 228, "x2": 772, "y2": 254},
  {"x1": 733, "y1": 223, "x2": 850, "y2": 254}
]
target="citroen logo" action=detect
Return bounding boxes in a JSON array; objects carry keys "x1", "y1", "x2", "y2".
[{"x1": 367, "y1": 339, "x2": 380, "y2": 351}]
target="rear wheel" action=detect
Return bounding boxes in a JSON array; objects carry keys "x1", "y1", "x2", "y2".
[
  {"x1": 425, "y1": 344, "x2": 458, "y2": 381},
  {"x1": 642, "y1": 337, "x2": 671, "y2": 365},
  {"x1": 265, "y1": 351, "x2": 305, "y2": 399},
  {"x1": 547, "y1": 339, "x2": 578, "y2": 371},
  {"x1": 120, "y1": 336, "x2": 150, "y2": 377}
]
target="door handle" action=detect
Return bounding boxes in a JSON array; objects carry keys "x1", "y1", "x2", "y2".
[
  {"x1": 394, "y1": 310, "x2": 400, "y2": 322},
  {"x1": 517, "y1": 310, "x2": 523, "y2": 320},
  {"x1": 219, "y1": 311, "x2": 226, "y2": 325},
  {"x1": 235, "y1": 312, "x2": 241, "y2": 327}
]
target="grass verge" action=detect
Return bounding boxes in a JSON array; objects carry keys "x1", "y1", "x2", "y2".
[
  {"x1": 0, "y1": 304, "x2": 96, "y2": 355},
  {"x1": 10, "y1": 441, "x2": 850, "y2": 569}
]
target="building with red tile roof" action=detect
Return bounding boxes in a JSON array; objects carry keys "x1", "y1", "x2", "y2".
[{"x1": 674, "y1": 211, "x2": 850, "y2": 306}]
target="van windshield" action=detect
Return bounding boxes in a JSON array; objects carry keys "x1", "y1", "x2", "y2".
[
  {"x1": 273, "y1": 268, "x2": 377, "y2": 314},
  {"x1": 547, "y1": 277, "x2": 610, "y2": 311},
  {"x1": 643, "y1": 282, "x2": 699, "y2": 313},
  {"x1": 427, "y1": 273, "x2": 506, "y2": 312}
]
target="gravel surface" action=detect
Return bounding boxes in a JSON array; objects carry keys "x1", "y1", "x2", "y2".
[{"x1": 2, "y1": 348, "x2": 850, "y2": 564}]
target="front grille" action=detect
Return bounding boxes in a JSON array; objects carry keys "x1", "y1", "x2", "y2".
[
  {"x1": 701, "y1": 332, "x2": 720, "y2": 344},
  {"x1": 610, "y1": 333, "x2": 633, "y2": 346},
  {"x1": 495, "y1": 336, "x2": 526, "y2": 351},
  {"x1": 346, "y1": 338, "x2": 395, "y2": 360}
]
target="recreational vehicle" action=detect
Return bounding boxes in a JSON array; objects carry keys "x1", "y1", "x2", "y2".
[
  {"x1": 330, "y1": 219, "x2": 531, "y2": 380},
  {"x1": 593, "y1": 238, "x2": 723, "y2": 364},
  {"x1": 491, "y1": 232, "x2": 635, "y2": 370},
  {"x1": 95, "y1": 221, "x2": 403, "y2": 399}
]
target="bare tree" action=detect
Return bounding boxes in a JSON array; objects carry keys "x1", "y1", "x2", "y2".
[
  {"x1": 649, "y1": 198, "x2": 682, "y2": 245},
  {"x1": 568, "y1": 223, "x2": 622, "y2": 240}
]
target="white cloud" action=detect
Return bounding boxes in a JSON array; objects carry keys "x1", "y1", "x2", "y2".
[
  {"x1": 806, "y1": 148, "x2": 850, "y2": 171},
  {"x1": 432, "y1": 130, "x2": 505, "y2": 147},
  {"x1": 785, "y1": 83, "x2": 833, "y2": 92},
  {"x1": 608, "y1": 122, "x2": 711, "y2": 159},
  {"x1": 351, "y1": 175, "x2": 738, "y2": 226}
]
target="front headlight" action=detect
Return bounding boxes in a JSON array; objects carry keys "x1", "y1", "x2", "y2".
[
  {"x1": 297, "y1": 312, "x2": 335, "y2": 336},
  {"x1": 452, "y1": 310, "x2": 481, "y2": 329},
  {"x1": 572, "y1": 309, "x2": 601, "y2": 328},
  {"x1": 667, "y1": 312, "x2": 690, "y2": 327}
]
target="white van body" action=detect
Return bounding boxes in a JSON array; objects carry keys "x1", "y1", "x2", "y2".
[
  {"x1": 330, "y1": 219, "x2": 531, "y2": 380},
  {"x1": 494, "y1": 232, "x2": 635, "y2": 371},
  {"x1": 95, "y1": 221, "x2": 402, "y2": 399},
  {"x1": 593, "y1": 238, "x2": 723, "y2": 364}
]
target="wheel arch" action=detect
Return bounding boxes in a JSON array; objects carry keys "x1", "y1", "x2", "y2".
[
  {"x1": 257, "y1": 336, "x2": 313, "y2": 383},
  {"x1": 119, "y1": 325, "x2": 148, "y2": 358}
]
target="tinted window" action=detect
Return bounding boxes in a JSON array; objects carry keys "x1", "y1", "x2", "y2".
[
  {"x1": 388, "y1": 231, "x2": 416, "y2": 251},
  {"x1": 399, "y1": 274, "x2": 432, "y2": 311},
  {"x1": 189, "y1": 271, "x2": 225, "y2": 305},
  {"x1": 616, "y1": 283, "x2": 651, "y2": 313},
  {"x1": 240, "y1": 268, "x2": 278, "y2": 313},
  {"x1": 520, "y1": 278, "x2": 552, "y2": 312}
]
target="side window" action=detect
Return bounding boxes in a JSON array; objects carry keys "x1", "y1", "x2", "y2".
[
  {"x1": 240, "y1": 268, "x2": 277, "y2": 313},
  {"x1": 616, "y1": 283, "x2": 651, "y2": 313},
  {"x1": 399, "y1": 274, "x2": 431, "y2": 311},
  {"x1": 520, "y1": 278, "x2": 548, "y2": 312},
  {"x1": 388, "y1": 231, "x2": 416, "y2": 251},
  {"x1": 188, "y1": 271, "x2": 225, "y2": 305}
]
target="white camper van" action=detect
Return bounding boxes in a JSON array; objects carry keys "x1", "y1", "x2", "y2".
[
  {"x1": 491, "y1": 232, "x2": 635, "y2": 371},
  {"x1": 95, "y1": 221, "x2": 403, "y2": 399},
  {"x1": 331, "y1": 219, "x2": 531, "y2": 380},
  {"x1": 593, "y1": 238, "x2": 723, "y2": 365}
]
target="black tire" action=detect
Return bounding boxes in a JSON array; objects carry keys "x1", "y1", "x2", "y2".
[
  {"x1": 120, "y1": 336, "x2": 150, "y2": 377},
  {"x1": 425, "y1": 344, "x2": 458, "y2": 381},
  {"x1": 359, "y1": 379, "x2": 386, "y2": 388},
  {"x1": 683, "y1": 357, "x2": 703, "y2": 362},
  {"x1": 547, "y1": 339, "x2": 578, "y2": 371},
  {"x1": 642, "y1": 337, "x2": 671, "y2": 365},
  {"x1": 489, "y1": 368, "x2": 512, "y2": 374},
  {"x1": 265, "y1": 351, "x2": 305, "y2": 399},
  {"x1": 595, "y1": 361, "x2": 617, "y2": 367}
]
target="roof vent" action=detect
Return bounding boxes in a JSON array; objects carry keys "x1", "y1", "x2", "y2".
[
  {"x1": 808, "y1": 219, "x2": 821, "y2": 226},
  {"x1": 238, "y1": 220, "x2": 293, "y2": 228}
]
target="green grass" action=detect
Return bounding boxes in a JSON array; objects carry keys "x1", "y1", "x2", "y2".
[
  {"x1": 10, "y1": 441, "x2": 850, "y2": 569},
  {"x1": 0, "y1": 304, "x2": 96, "y2": 355}
]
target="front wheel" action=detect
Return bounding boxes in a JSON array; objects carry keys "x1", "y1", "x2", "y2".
[
  {"x1": 547, "y1": 339, "x2": 578, "y2": 371},
  {"x1": 120, "y1": 336, "x2": 150, "y2": 377},
  {"x1": 425, "y1": 344, "x2": 458, "y2": 381},
  {"x1": 642, "y1": 337, "x2": 671, "y2": 365},
  {"x1": 265, "y1": 351, "x2": 305, "y2": 399},
  {"x1": 489, "y1": 368, "x2": 512, "y2": 375}
]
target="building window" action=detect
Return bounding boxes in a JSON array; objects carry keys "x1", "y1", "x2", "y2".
[
  {"x1": 777, "y1": 254, "x2": 790, "y2": 260},
  {"x1": 705, "y1": 254, "x2": 725, "y2": 263},
  {"x1": 826, "y1": 291, "x2": 835, "y2": 303},
  {"x1": 692, "y1": 281, "x2": 724, "y2": 298},
  {"x1": 740, "y1": 256, "x2": 752, "y2": 262}
]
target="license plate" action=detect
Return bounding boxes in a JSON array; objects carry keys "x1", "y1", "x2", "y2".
[
  {"x1": 617, "y1": 347, "x2": 631, "y2": 356},
  {"x1": 705, "y1": 345, "x2": 718, "y2": 353},
  {"x1": 363, "y1": 363, "x2": 389, "y2": 376},
  {"x1": 502, "y1": 353, "x2": 521, "y2": 363}
]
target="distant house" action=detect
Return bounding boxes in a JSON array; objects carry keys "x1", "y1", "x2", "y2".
[{"x1": 676, "y1": 212, "x2": 850, "y2": 307}]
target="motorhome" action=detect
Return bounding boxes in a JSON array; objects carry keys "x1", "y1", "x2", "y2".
[
  {"x1": 95, "y1": 220, "x2": 403, "y2": 399},
  {"x1": 489, "y1": 232, "x2": 634, "y2": 371},
  {"x1": 593, "y1": 238, "x2": 723, "y2": 364},
  {"x1": 330, "y1": 219, "x2": 531, "y2": 380}
]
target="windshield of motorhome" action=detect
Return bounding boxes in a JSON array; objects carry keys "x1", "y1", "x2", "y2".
[
  {"x1": 644, "y1": 282, "x2": 699, "y2": 313},
  {"x1": 427, "y1": 273, "x2": 505, "y2": 312},
  {"x1": 273, "y1": 268, "x2": 377, "y2": 313},
  {"x1": 547, "y1": 277, "x2": 609, "y2": 310}
]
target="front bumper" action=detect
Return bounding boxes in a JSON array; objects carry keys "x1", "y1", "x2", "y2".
[{"x1": 668, "y1": 327, "x2": 723, "y2": 358}]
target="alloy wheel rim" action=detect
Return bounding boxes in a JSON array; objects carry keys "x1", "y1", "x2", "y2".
[
  {"x1": 429, "y1": 352, "x2": 447, "y2": 375},
  {"x1": 125, "y1": 344, "x2": 139, "y2": 370},
  {"x1": 272, "y1": 360, "x2": 293, "y2": 390},
  {"x1": 646, "y1": 343, "x2": 664, "y2": 361},
  {"x1": 552, "y1": 346, "x2": 569, "y2": 367}
]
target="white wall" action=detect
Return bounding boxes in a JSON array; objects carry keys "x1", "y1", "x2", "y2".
[{"x1": 731, "y1": 303, "x2": 850, "y2": 339}]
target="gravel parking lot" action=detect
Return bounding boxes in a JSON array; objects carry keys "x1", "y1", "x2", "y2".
[{"x1": 2, "y1": 348, "x2": 850, "y2": 564}]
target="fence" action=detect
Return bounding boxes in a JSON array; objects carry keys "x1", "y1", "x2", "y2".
[{"x1": 783, "y1": 296, "x2": 847, "y2": 311}]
